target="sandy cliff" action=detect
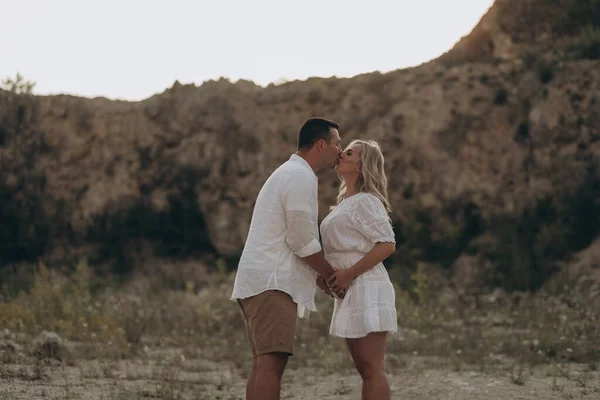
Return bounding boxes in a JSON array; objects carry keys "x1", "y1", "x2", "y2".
[{"x1": 1, "y1": 0, "x2": 598, "y2": 292}]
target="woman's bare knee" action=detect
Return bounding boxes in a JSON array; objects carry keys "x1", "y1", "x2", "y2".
[
  {"x1": 350, "y1": 333, "x2": 388, "y2": 382},
  {"x1": 354, "y1": 359, "x2": 380, "y2": 381}
]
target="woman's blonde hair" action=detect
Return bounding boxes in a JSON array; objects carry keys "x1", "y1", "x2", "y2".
[{"x1": 336, "y1": 139, "x2": 392, "y2": 214}]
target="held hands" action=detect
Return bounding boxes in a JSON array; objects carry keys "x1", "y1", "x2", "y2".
[
  {"x1": 327, "y1": 269, "x2": 356, "y2": 299},
  {"x1": 317, "y1": 269, "x2": 356, "y2": 299},
  {"x1": 316, "y1": 275, "x2": 334, "y2": 298}
]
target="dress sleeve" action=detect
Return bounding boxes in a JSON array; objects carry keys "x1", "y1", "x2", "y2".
[{"x1": 352, "y1": 194, "x2": 395, "y2": 244}]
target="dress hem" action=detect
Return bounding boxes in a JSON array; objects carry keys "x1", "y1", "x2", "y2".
[{"x1": 329, "y1": 329, "x2": 398, "y2": 339}]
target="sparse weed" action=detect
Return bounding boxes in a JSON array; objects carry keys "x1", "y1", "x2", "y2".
[{"x1": 0, "y1": 262, "x2": 598, "y2": 397}]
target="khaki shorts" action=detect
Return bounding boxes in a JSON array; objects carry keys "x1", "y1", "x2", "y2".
[{"x1": 237, "y1": 290, "x2": 297, "y2": 358}]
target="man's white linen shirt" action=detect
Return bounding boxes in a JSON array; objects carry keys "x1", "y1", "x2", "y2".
[{"x1": 231, "y1": 154, "x2": 322, "y2": 318}]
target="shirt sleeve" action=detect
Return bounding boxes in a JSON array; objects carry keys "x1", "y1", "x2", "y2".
[
  {"x1": 353, "y1": 194, "x2": 395, "y2": 244},
  {"x1": 281, "y1": 170, "x2": 322, "y2": 257}
]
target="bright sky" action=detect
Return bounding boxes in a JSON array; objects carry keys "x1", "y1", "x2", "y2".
[{"x1": 2, "y1": 0, "x2": 494, "y2": 101}]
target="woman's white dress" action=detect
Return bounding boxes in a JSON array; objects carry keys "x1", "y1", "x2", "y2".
[{"x1": 320, "y1": 192, "x2": 398, "y2": 338}]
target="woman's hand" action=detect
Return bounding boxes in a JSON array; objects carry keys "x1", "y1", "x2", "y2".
[
  {"x1": 316, "y1": 275, "x2": 334, "y2": 298},
  {"x1": 327, "y1": 269, "x2": 356, "y2": 298}
]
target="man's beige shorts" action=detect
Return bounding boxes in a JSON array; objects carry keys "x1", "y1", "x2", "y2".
[{"x1": 237, "y1": 290, "x2": 297, "y2": 358}]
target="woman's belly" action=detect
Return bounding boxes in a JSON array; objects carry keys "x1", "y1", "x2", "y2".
[{"x1": 325, "y1": 251, "x2": 389, "y2": 280}]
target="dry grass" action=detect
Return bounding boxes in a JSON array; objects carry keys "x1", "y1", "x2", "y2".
[{"x1": 0, "y1": 260, "x2": 599, "y2": 398}]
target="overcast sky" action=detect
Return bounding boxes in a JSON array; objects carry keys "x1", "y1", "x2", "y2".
[{"x1": 1, "y1": 0, "x2": 495, "y2": 100}]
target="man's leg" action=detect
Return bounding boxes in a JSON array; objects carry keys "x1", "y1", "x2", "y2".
[
  {"x1": 241, "y1": 290, "x2": 297, "y2": 400},
  {"x1": 246, "y1": 357, "x2": 258, "y2": 400},
  {"x1": 238, "y1": 300, "x2": 259, "y2": 399},
  {"x1": 254, "y1": 352, "x2": 289, "y2": 400}
]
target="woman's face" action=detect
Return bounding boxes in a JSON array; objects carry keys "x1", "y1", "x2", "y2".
[{"x1": 335, "y1": 143, "x2": 362, "y2": 176}]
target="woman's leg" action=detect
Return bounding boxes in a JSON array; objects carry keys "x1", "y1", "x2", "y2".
[{"x1": 345, "y1": 332, "x2": 390, "y2": 400}]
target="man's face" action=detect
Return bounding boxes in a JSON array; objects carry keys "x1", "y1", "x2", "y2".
[{"x1": 322, "y1": 128, "x2": 342, "y2": 170}]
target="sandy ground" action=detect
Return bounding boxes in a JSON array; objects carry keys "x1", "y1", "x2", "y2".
[{"x1": 1, "y1": 355, "x2": 598, "y2": 400}]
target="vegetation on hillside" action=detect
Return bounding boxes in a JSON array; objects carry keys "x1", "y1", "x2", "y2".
[
  {"x1": 546, "y1": 0, "x2": 600, "y2": 59},
  {"x1": 1, "y1": 72, "x2": 35, "y2": 95}
]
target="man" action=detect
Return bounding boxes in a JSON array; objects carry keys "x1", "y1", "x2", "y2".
[{"x1": 231, "y1": 117, "x2": 342, "y2": 400}]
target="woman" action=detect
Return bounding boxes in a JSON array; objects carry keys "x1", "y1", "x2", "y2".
[{"x1": 321, "y1": 139, "x2": 397, "y2": 400}]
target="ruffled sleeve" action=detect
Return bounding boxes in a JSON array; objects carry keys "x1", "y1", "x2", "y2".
[{"x1": 352, "y1": 194, "x2": 395, "y2": 244}]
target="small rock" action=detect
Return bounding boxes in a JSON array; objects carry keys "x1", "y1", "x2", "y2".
[
  {"x1": 0, "y1": 340, "x2": 22, "y2": 353},
  {"x1": 31, "y1": 331, "x2": 64, "y2": 360}
]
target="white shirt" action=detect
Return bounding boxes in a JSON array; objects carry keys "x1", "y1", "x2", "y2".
[{"x1": 231, "y1": 154, "x2": 321, "y2": 318}]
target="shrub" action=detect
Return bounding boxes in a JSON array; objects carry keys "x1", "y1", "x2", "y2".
[
  {"x1": 86, "y1": 177, "x2": 216, "y2": 274},
  {"x1": 390, "y1": 200, "x2": 483, "y2": 294},
  {"x1": 493, "y1": 88, "x2": 509, "y2": 106},
  {"x1": 538, "y1": 63, "x2": 555, "y2": 84},
  {"x1": 1, "y1": 72, "x2": 35, "y2": 95},
  {"x1": 0, "y1": 95, "x2": 50, "y2": 269},
  {"x1": 569, "y1": 25, "x2": 600, "y2": 60},
  {"x1": 515, "y1": 121, "x2": 530, "y2": 144},
  {"x1": 546, "y1": 0, "x2": 600, "y2": 33},
  {"x1": 482, "y1": 171, "x2": 600, "y2": 291}
]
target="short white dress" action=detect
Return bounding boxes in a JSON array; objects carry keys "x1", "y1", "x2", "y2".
[{"x1": 320, "y1": 192, "x2": 398, "y2": 338}]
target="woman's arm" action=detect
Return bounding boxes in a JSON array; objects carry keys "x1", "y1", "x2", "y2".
[{"x1": 327, "y1": 242, "x2": 395, "y2": 292}]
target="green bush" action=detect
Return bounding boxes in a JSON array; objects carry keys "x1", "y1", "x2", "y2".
[
  {"x1": 543, "y1": 0, "x2": 600, "y2": 59},
  {"x1": 0, "y1": 180, "x2": 49, "y2": 264},
  {"x1": 546, "y1": 0, "x2": 600, "y2": 33},
  {"x1": 0, "y1": 94, "x2": 50, "y2": 269},
  {"x1": 570, "y1": 24, "x2": 600, "y2": 60},
  {"x1": 392, "y1": 162, "x2": 600, "y2": 293},
  {"x1": 493, "y1": 88, "x2": 509, "y2": 106},
  {"x1": 564, "y1": 0, "x2": 600, "y2": 31},
  {"x1": 389, "y1": 200, "x2": 483, "y2": 294},
  {"x1": 86, "y1": 172, "x2": 216, "y2": 274},
  {"x1": 482, "y1": 172, "x2": 600, "y2": 291},
  {"x1": 538, "y1": 63, "x2": 555, "y2": 84},
  {"x1": 1, "y1": 72, "x2": 35, "y2": 94}
]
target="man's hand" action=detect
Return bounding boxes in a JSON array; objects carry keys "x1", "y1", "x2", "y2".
[
  {"x1": 327, "y1": 269, "x2": 355, "y2": 298},
  {"x1": 316, "y1": 275, "x2": 334, "y2": 298}
]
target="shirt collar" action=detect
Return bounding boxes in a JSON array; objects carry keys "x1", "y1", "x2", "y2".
[{"x1": 289, "y1": 154, "x2": 317, "y2": 179}]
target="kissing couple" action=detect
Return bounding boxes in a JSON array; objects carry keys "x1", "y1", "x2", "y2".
[{"x1": 231, "y1": 117, "x2": 397, "y2": 400}]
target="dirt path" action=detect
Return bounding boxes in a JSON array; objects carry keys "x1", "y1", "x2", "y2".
[
  {"x1": 1, "y1": 358, "x2": 598, "y2": 399},
  {"x1": 277, "y1": 368, "x2": 599, "y2": 400}
]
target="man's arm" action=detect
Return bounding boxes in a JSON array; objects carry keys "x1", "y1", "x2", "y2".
[
  {"x1": 301, "y1": 250, "x2": 336, "y2": 278},
  {"x1": 281, "y1": 170, "x2": 336, "y2": 278},
  {"x1": 284, "y1": 209, "x2": 336, "y2": 278}
]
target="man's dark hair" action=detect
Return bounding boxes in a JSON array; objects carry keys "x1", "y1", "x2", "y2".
[{"x1": 297, "y1": 117, "x2": 339, "y2": 150}]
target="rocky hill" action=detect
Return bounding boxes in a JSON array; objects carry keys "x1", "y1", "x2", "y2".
[{"x1": 1, "y1": 0, "x2": 599, "y2": 293}]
